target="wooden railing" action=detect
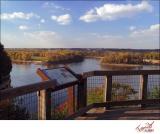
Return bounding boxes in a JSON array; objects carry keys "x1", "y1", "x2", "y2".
[
  {"x1": 0, "y1": 70, "x2": 159, "y2": 120},
  {"x1": 81, "y1": 70, "x2": 160, "y2": 108}
]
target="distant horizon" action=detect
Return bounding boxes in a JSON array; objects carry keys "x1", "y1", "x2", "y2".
[
  {"x1": 1, "y1": 1, "x2": 160, "y2": 49},
  {"x1": 4, "y1": 47, "x2": 160, "y2": 50}
]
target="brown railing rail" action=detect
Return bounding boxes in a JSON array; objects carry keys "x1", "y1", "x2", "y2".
[
  {"x1": 82, "y1": 70, "x2": 160, "y2": 78},
  {"x1": 0, "y1": 70, "x2": 159, "y2": 120},
  {"x1": 0, "y1": 80, "x2": 55, "y2": 101}
]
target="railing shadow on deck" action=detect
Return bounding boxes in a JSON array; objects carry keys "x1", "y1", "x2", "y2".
[{"x1": 0, "y1": 69, "x2": 159, "y2": 120}]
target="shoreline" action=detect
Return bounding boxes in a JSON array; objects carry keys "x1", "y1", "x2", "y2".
[
  {"x1": 12, "y1": 58, "x2": 160, "y2": 66},
  {"x1": 12, "y1": 60, "x2": 44, "y2": 65},
  {"x1": 101, "y1": 62, "x2": 160, "y2": 66},
  {"x1": 11, "y1": 58, "x2": 84, "y2": 65},
  {"x1": 101, "y1": 63, "x2": 143, "y2": 68},
  {"x1": 84, "y1": 56, "x2": 103, "y2": 59}
]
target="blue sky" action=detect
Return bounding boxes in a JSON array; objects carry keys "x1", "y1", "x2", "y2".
[{"x1": 0, "y1": 0, "x2": 159, "y2": 49}]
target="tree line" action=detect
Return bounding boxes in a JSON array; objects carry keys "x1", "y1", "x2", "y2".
[
  {"x1": 6, "y1": 49, "x2": 159, "y2": 64},
  {"x1": 6, "y1": 49, "x2": 84, "y2": 63},
  {"x1": 101, "y1": 52, "x2": 159, "y2": 64}
]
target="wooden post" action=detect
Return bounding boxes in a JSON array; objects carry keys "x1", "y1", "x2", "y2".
[
  {"x1": 77, "y1": 78, "x2": 87, "y2": 110},
  {"x1": 140, "y1": 74, "x2": 148, "y2": 108},
  {"x1": 38, "y1": 88, "x2": 51, "y2": 120},
  {"x1": 105, "y1": 75, "x2": 112, "y2": 109},
  {"x1": 67, "y1": 86, "x2": 75, "y2": 115}
]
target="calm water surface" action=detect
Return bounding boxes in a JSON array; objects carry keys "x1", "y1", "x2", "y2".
[{"x1": 11, "y1": 58, "x2": 159, "y2": 87}]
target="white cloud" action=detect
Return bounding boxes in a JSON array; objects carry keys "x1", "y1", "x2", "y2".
[
  {"x1": 80, "y1": 1, "x2": 152, "y2": 22},
  {"x1": 22, "y1": 31, "x2": 63, "y2": 48},
  {"x1": 1, "y1": 28, "x2": 159, "y2": 49},
  {"x1": 0, "y1": 12, "x2": 40, "y2": 20},
  {"x1": 19, "y1": 25, "x2": 29, "y2": 30},
  {"x1": 80, "y1": 10, "x2": 99, "y2": 22},
  {"x1": 130, "y1": 24, "x2": 160, "y2": 37},
  {"x1": 70, "y1": 24, "x2": 159, "y2": 48},
  {"x1": 90, "y1": 33, "x2": 123, "y2": 39},
  {"x1": 150, "y1": 24, "x2": 160, "y2": 30},
  {"x1": 40, "y1": 19, "x2": 45, "y2": 23},
  {"x1": 51, "y1": 14, "x2": 71, "y2": 25},
  {"x1": 1, "y1": 30, "x2": 66, "y2": 48},
  {"x1": 43, "y1": 2, "x2": 70, "y2": 12},
  {"x1": 129, "y1": 26, "x2": 136, "y2": 31},
  {"x1": 24, "y1": 31, "x2": 57, "y2": 39}
]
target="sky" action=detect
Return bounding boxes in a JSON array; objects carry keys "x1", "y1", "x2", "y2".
[{"x1": 0, "y1": 0, "x2": 159, "y2": 49}]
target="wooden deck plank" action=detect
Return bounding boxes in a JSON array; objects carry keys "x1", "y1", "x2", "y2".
[{"x1": 74, "y1": 107, "x2": 160, "y2": 120}]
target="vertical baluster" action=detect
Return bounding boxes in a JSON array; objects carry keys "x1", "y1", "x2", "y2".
[
  {"x1": 38, "y1": 88, "x2": 51, "y2": 120},
  {"x1": 67, "y1": 86, "x2": 75, "y2": 114},
  {"x1": 140, "y1": 74, "x2": 148, "y2": 108},
  {"x1": 105, "y1": 75, "x2": 112, "y2": 109},
  {"x1": 77, "y1": 78, "x2": 87, "y2": 110}
]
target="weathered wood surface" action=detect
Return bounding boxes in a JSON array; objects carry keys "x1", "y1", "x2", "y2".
[
  {"x1": 105, "y1": 75, "x2": 112, "y2": 107},
  {"x1": 0, "y1": 80, "x2": 56, "y2": 101},
  {"x1": 77, "y1": 78, "x2": 87, "y2": 110},
  {"x1": 83, "y1": 70, "x2": 160, "y2": 78},
  {"x1": 66, "y1": 104, "x2": 94, "y2": 120},
  {"x1": 140, "y1": 74, "x2": 148, "y2": 107},
  {"x1": 38, "y1": 88, "x2": 52, "y2": 120},
  {"x1": 67, "y1": 99, "x2": 160, "y2": 119},
  {"x1": 0, "y1": 80, "x2": 79, "y2": 101},
  {"x1": 67, "y1": 86, "x2": 75, "y2": 114},
  {"x1": 94, "y1": 99, "x2": 160, "y2": 107},
  {"x1": 74, "y1": 107, "x2": 160, "y2": 120}
]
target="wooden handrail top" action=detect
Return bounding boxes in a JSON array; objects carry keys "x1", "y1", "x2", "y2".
[
  {"x1": 83, "y1": 69, "x2": 160, "y2": 78},
  {"x1": 0, "y1": 80, "x2": 56, "y2": 101},
  {"x1": 93, "y1": 99, "x2": 160, "y2": 107},
  {"x1": 0, "y1": 79, "x2": 79, "y2": 101}
]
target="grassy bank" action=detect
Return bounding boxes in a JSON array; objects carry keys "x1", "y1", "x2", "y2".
[{"x1": 101, "y1": 63, "x2": 143, "y2": 69}]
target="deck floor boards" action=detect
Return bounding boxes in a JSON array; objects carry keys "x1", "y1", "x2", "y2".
[{"x1": 75, "y1": 107, "x2": 160, "y2": 120}]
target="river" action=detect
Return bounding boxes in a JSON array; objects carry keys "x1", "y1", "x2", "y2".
[{"x1": 11, "y1": 58, "x2": 159, "y2": 87}]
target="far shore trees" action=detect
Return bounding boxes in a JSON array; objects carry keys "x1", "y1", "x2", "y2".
[
  {"x1": 6, "y1": 49, "x2": 84, "y2": 64},
  {"x1": 6, "y1": 49, "x2": 159, "y2": 65},
  {"x1": 101, "y1": 52, "x2": 159, "y2": 64}
]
